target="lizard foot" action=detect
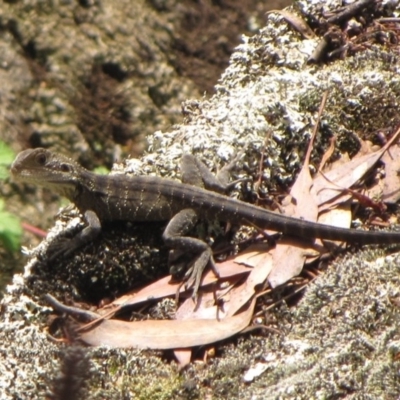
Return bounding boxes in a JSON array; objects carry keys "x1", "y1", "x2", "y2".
[
  {"x1": 182, "y1": 248, "x2": 220, "y2": 300},
  {"x1": 46, "y1": 237, "x2": 81, "y2": 261}
]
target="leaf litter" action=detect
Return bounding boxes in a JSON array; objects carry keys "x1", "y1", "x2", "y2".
[
  {"x1": 45, "y1": 108, "x2": 400, "y2": 364},
  {"x1": 268, "y1": 92, "x2": 328, "y2": 288}
]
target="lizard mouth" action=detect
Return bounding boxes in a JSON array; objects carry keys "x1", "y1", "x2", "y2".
[
  {"x1": 10, "y1": 165, "x2": 29, "y2": 180},
  {"x1": 10, "y1": 165, "x2": 58, "y2": 184},
  {"x1": 10, "y1": 158, "x2": 31, "y2": 178}
]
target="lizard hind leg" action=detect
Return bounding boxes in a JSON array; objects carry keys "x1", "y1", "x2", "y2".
[{"x1": 162, "y1": 208, "x2": 219, "y2": 300}]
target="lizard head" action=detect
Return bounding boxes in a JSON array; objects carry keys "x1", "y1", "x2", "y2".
[{"x1": 10, "y1": 148, "x2": 85, "y2": 197}]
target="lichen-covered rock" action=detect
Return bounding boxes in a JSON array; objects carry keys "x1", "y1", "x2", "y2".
[
  {"x1": 2, "y1": 0, "x2": 400, "y2": 398},
  {"x1": 0, "y1": 0, "x2": 199, "y2": 165}
]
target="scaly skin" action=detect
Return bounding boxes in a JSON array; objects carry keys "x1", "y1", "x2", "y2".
[{"x1": 11, "y1": 148, "x2": 400, "y2": 296}]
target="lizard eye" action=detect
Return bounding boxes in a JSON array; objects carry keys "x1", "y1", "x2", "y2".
[
  {"x1": 60, "y1": 163, "x2": 72, "y2": 173},
  {"x1": 35, "y1": 153, "x2": 47, "y2": 166}
]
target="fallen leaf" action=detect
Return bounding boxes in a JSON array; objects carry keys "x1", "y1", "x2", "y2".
[
  {"x1": 175, "y1": 244, "x2": 273, "y2": 320},
  {"x1": 176, "y1": 290, "x2": 222, "y2": 320},
  {"x1": 234, "y1": 243, "x2": 272, "y2": 268},
  {"x1": 381, "y1": 144, "x2": 400, "y2": 203},
  {"x1": 105, "y1": 260, "x2": 251, "y2": 310},
  {"x1": 315, "y1": 201, "x2": 352, "y2": 248},
  {"x1": 318, "y1": 201, "x2": 352, "y2": 229},
  {"x1": 312, "y1": 127, "x2": 400, "y2": 206},
  {"x1": 77, "y1": 299, "x2": 256, "y2": 349},
  {"x1": 226, "y1": 248, "x2": 274, "y2": 317},
  {"x1": 268, "y1": 239, "x2": 316, "y2": 287},
  {"x1": 268, "y1": 93, "x2": 323, "y2": 288},
  {"x1": 356, "y1": 139, "x2": 379, "y2": 157},
  {"x1": 319, "y1": 135, "x2": 337, "y2": 171},
  {"x1": 317, "y1": 192, "x2": 353, "y2": 213}
]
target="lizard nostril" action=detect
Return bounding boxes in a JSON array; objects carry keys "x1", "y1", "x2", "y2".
[{"x1": 60, "y1": 164, "x2": 71, "y2": 173}]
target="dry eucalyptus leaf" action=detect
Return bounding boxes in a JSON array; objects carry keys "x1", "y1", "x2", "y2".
[
  {"x1": 312, "y1": 128, "x2": 400, "y2": 206},
  {"x1": 176, "y1": 289, "x2": 226, "y2": 320},
  {"x1": 316, "y1": 202, "x2": 352, "y2": 247},
  {"x1": 105, "y1": 261, "x2": 250, "y2": 310},
  {"x1": 381, "y1": 144, "x2": 400, "y2": 203},
  {"x1": 226, "y1": 250, "x2": 274, "y2": 317},
  {"x1": 78, "y1": 299, "x2": 256, "y2": 349},
  {"x1": 176, "y1": 245, "x2": 273, "y2": 320},
  {"x1": 268, "y1": 127, "x2": 319, "y2": 288},
  {"x1": 268, "y1": 239, "x2": 315, "y2": 288},
  {"x1": 234, "y1": 243, "x2": 272, "y2": 268},
  {"x1": 361, "y1": 145, "x2": 400, "y2": 205},
  {"x1": 282, "y1": 164, "x2": 318, "y2": 221}
]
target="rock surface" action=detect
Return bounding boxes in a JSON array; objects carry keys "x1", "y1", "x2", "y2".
[{"x1": 2, "y1": 0, "x2": 400, "y2": 399}]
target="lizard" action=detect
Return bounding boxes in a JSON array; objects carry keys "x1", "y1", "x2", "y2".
[{"x1": 10, "y1": 147, "x2": 400, "y2": 297}]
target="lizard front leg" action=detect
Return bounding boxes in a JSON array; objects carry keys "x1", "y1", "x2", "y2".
[
  {"x1": 181, "y1": 153, "x2": 241, "y2": 192},
  {"x1": 47, "y1": 210, "x2": 101, "y2": 260},
  {"x1": 162, "y1": 208, "x2": 219, "y2": 299}
]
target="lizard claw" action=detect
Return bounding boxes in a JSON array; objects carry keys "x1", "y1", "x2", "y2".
[
  {"x1": 182, "y1": 249, "x2": 219, "y2": 300},
  {"x1": 46, "y1": 237, "x2": 79, "y2": 261}
]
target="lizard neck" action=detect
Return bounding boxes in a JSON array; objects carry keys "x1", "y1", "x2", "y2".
[
  {"x1": 64, "y1": 169, "x2": 97, "y2": 205},
  {"x1": 69, "y1": 170, "x2": 109, "y2": 215}
]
